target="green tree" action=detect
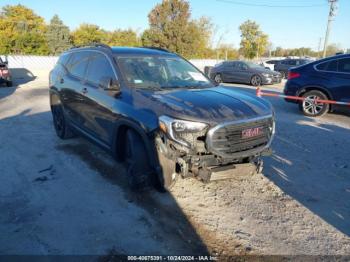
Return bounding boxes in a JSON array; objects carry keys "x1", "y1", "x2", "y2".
[
  {"x1": 326, "y1": 43, "x2": 342, "y2": 56},
  {"x1": 71, "y1": 24, "x2": 107, "y2": 46},
  {"x1": 141, "y1": 0, "x2": 212, "y2": 58},
  {"x1": 239, "y1": 20, "x2": 268, "y2": 59},
  {"x1": 214, "y1": 44, "x2": 239, "y2": 60},
  {"x1": 107, "y1": 29, "x2": 140, "y2": 47},
  {"x1": 0, "y1": 4, "x2": 48, "y2": 54},
  {"x1": 46, "y1": 15, "x2": 71, "y2": 55}
]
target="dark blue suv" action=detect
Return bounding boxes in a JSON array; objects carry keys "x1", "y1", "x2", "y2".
[
  {"x1": 49, "y1": 44, "x2": 275, "y2": 191},
  {"x1": 284, "y1": 54, "x2": 350, "y2": 117}
]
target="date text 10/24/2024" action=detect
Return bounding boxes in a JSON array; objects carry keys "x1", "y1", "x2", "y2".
[{"x1": 127, "y1": 256, "x2": 217, "y2": 261}]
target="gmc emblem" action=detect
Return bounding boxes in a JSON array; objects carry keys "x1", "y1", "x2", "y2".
[{"x1": 241, "y1": 127, "x2": 263, "y2": 138}]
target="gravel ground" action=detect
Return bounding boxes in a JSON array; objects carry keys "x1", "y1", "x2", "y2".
[{"x1": 0, "y1": 72, "x2": 349, "y2": 256}]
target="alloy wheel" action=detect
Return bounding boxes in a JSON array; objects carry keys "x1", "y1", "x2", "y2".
[
  {"x1": 214, "y1": 74, "x2": 222, "y2": 83},
  {"x1": 251, "y1": 75, "x2": 261, "y2": 86},
  {"x1": 302, "y1": 95, "x2": 324, "y2": 115}
]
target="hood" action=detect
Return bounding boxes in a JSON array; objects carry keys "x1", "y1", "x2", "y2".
[{"x1": 134, "y1": 86, "x2": 273, "y2": 125}]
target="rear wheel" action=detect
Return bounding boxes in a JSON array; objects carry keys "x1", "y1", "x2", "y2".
[
  {"x1": 51, "y1": 105, "x2": 75, "y2": 139},
  {"x1": 250, "y1": 75, "x2": 262, "y2": 86},
  {"x1": 125, "y1": 129, "x2": 153, "y2": 191},
  {"x1": 299, "y1": 90, "x2": 329, "y2": 117},
  {"x1": 279, "y1": 71, "x2": 286, "y2": 79}
]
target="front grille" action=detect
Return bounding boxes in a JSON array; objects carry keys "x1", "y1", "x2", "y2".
[{"x1": 207, "y1": 116, "x2": 273, "y2": 158}]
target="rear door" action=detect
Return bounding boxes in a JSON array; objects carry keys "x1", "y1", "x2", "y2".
[
  {"x1": 80, "y1": 51, "x2": 120, "y2": 145},
  {"x1": 220, "y1": 62, "x2": 236, "y2": 82},
  {"x1": 60, "y1": 51, "x2": 90, "y2": 127},
  {"x1": 334, "y1": 58, "x2": 350, "y2": 102}
]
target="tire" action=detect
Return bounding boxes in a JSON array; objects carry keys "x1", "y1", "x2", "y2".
[
  {"x1": 250, "y1": 75, "x2": 262, "y2": 86},
  {"x1": 125, "y1": 129, "x2": 153, "y2": 191},
  {"x1": 299, "y1": 90, "x2": 329, "y2": 117},
  {"x1": 51, "y1": 105, "x2": 75, "y2": 139},
  {"x1": 279, "y1": 71, "x2": 286, "y2": 79},
  {"x1": 6, "y1": 81, "x2": 12, "y2": 87},
  {"x1": 214, "y1": 73, "x2": 223, "y2": 84}
]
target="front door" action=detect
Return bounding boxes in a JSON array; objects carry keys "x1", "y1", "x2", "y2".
[
  {"x1": 234, "y1": 62, "x2": 251, "y2": 83},
  {"x1": 79, "y1": 52, "x2": 120, "y2": 145}
]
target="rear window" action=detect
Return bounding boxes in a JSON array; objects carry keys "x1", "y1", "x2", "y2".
[{"x1": 315, "y1": 60, "x2": 338, "y2": 72}]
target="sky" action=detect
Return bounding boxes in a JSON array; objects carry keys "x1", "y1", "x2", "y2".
[{"x1": 1, "y1": 0, "x2": 349, "y2": 51}]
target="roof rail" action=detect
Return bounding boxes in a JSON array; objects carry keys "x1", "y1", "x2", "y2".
[
  {"x1": 142, "y1": 46, "x2": 170, "y2": 53},
  {"x1": 70, "y1": 43, "x2": 112, "y2": 51}
]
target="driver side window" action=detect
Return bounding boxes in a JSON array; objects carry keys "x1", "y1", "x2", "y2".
[
  {"x1": 237, "y1": 62, "x2": 248, "y2": 70},
  {"x1": 86, "y1": 52, "x2": 116, "y2": 87}
]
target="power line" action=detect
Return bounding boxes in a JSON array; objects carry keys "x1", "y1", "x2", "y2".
[{"x1": 215, "y1": 0, "x2": 327, "y2": 8}]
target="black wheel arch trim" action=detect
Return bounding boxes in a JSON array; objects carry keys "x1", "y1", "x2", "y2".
[{"x1": 111, "y1": 118, "x2": 160, "y2": 171}]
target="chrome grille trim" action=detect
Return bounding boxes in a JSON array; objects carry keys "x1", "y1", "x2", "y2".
[{"x1": 206, "y1": 114, "x2": 274, "y2": 159}]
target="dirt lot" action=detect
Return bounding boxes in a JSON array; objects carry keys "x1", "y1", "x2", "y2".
[{"x1": 0, "y1": 71, "x2": 350, "y2": 256}]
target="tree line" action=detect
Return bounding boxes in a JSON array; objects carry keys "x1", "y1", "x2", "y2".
[{"x1": 0, "y1": 1, "x2": 343, "y2": 59}]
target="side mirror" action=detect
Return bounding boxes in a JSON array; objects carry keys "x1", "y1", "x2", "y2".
[{"x1": 99, "y1": 77, "x2": 121, "y2": 93}]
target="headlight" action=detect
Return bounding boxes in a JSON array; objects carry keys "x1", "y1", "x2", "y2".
[
  {"x1": 262, "y1": 73, "x2": 271, "y2": 78},
  {"x1": 159, "y1": 115, "x2": 208, "y2": 147}
]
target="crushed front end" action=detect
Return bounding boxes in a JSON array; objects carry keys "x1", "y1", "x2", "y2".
[{"x1": 156, "y1": 115, "x2": 275, "y2": 185}]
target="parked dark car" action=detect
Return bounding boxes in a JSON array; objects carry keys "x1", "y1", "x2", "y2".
[
  {"x1": 284, "y1": 54, "x2": 350, "y2": 117},
  {"x1": 209, "y1": 60, "x2": 282, "y2": 86},
  {"x1": 49, "y1": 44, "x2": 275, "y2": 191},
  {"x1": 0, "y1": 56, "x2": 12, "y2": 87},
  {"x1": 275, "y1": 58, "x2": 312, "y2": 79}
]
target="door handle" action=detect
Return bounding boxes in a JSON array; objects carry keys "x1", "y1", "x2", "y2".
[{"x1": 81, "y1": 87, "x2": 88, "y2": 94}]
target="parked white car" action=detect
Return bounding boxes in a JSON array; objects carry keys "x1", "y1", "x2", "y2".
[{"x1": 260, "y1": 59, "x2": 282, "y2": 71}]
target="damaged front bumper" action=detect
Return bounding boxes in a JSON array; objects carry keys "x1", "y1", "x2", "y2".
[{"x1": 155, "y1": 131, "x2": 272, "y2": 183}]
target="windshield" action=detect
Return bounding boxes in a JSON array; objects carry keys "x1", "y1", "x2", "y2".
[{"x1": 115, "y1": 55, "x2": 212, "y2": 90}]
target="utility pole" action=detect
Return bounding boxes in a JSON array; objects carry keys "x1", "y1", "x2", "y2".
[
  {"x1": 322, "y1": 0, "x2": 338, "y2": 58},
  {"x1": 317, "y1": 37, "x2": 322, "y2": 58}
]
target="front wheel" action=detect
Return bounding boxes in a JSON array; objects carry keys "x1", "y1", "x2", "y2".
[
  {"x1": 250, "y1": 75, "x2": 262, "y2": 86},
  {"x1": 299, "y1": 90, "x2": 329, "y2": 117}
]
